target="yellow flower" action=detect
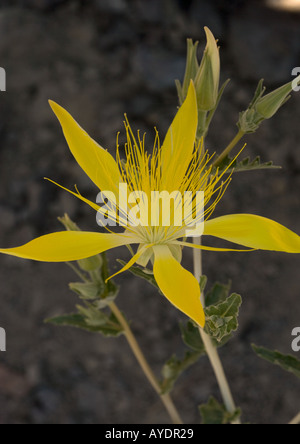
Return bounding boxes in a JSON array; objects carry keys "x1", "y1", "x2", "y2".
[{"x1": 1, "y1": 82, "x2": 300, "y2": 328}]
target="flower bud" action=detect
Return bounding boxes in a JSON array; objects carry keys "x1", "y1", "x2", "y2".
[
  {"x1": 177, "y1": 39, "x2": 199, "y2": 105},
  {"x1": 256, "y1": 75, "x2": 300, "y2": 119},
  {"x1": 194, "y1": 27, "x2": 220, "y2": 111}
]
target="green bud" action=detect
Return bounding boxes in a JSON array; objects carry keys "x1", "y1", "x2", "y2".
[
  {"x1": 177, "y1": 39, "x2": 199, "y2": 105},
  {"x1": 194, "y1": 27, "x2": 220, "y2": 111},
  {"x1": 256, "y1": 75, "x2": 300, "y2": 119}
]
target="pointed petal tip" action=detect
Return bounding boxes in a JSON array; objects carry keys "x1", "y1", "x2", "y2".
[
  {"x1": 204, "y1": 213, "x2": 300, "y2": 253},
  {"x1": 48, "y1": 100, "x2": 64, "y2": 116},
  {"x1": 187, "y1": 78, "x2": 197, "y2": 98},
  {"x1": 153, "y1": 245, "x2": 205, "y2": 327},
  {"x1": 48, "y1": 99, "x2": 57, "y2": 109},
  {"x1": 0, "y1": 231, "x2": 139, "y2": 262},
  {"x1": 198, "y1": 317, "x2": 205, "y2": 329}
]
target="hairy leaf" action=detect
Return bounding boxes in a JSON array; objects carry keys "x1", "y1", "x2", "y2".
[
  {"x1": 180, "y1": 320, "x2": 206, "y2": 353},
  {"x1": 199, "y1": 396, "x2": 241, "y2": 424},
  {"x1": 69, "y1": 281, "x2": 103, "y2": 300},
  {"x1": 199, "y1": 275, "x2": 208, "y2": 292},
  {"x1": 204, "y1": 293, "x2": 242, "y2": 346},
  {"x1": 160, "y1": 350, "x2": 203, "y2": 394},
  {"x1": 45, "y1": 312, "x2": 124, "y2": 337},
  {"x1": 216, "y1": 155, "x2": 281, "y2": 175},
  {"x1": 252, "y1": 345, "x2": 300, "y2": 379},
  {"x1": 205, "y1": 281, "x2": 231, "y2": 307}
]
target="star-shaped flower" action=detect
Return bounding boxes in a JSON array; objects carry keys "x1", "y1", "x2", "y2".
[{"x1": 1, "y1": 83, "x2": 299, "y2": 327}]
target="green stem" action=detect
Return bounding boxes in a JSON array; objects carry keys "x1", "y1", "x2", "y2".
[
  {"x1": 109, "y1": 302, "x2": 183, "y2": 424},
  {"x1": 197, "y1": 110, "x2": 208, "y2": 140},
  {"x1": 66, "y1": 262, "x2": 89, "y2": 282},
  {"x1": 192, "y1": 238, "x2": 240, "y2": 424},
  {"x1": 212, "y1": 130, "x2": 245, "y2": 168}
]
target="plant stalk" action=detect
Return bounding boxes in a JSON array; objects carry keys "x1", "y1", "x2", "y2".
[
  {"x1": 109, "y1": 302, "x2": 183, "y2": 424},
  {"x1": 192, "y1": 237, "x2": 240, "y2": 424},
  {"x1": 212, "y1": 130, "x2": 245, "y2": 168}
]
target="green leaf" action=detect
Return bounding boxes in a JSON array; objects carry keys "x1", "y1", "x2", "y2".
[
  {"x1": 248, "y1": 78, "x2": 266, "y2": 109},
  {"x1": 95, "y1": 294, "x2": 119, "y2": 310},
  {"x1": 252, "y1": 345, "x2": 300, "y2": 379},
  {"x1": 45, "y1": 312, "x2": 124, "y2": 337},
  {"x1": 216, "y1": 155, "x2": 281, "y2": 175},
  {"x1": 180, "y1": 320, "x2": 206, "y2": 353},
  {"x1": 76, "y1": 303, "x2": 109, "y2": 327},
  {"x1": 204, "y1": 293, "x2": 242, "y2": 346},
  {"x1": 118, "y1": 260, "x2": 160, "y2": 291},
  {"x1": 69, "y1": 281, "x2": 103, "y2": 300},
  {"x1": 199, "y1": 396, "x2": 241, "y2": 424},
  {"x1": 160, "y1": 350, "x2": 203, "y2": 395},
  {"x1": 205, "y1": 281, "x2": 231, "y2": 307},
  {"x1": 159, "y1": 321, "x2": 206, "y2": 394},
  {"x1": 203, "y1": 79, "x2": 231, "y2": 139},
  {"x1": 199, "y1": 275, "x2": 208, "y2": 293}
]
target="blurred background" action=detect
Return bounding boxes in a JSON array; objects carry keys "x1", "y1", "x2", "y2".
[{"x1": 0, "y1": 0, "x2": 299, "y2": 424}]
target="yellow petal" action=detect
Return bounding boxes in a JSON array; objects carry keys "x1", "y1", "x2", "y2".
[
  {"x1": 49, "y1": 101, "x2": 121, "y2": 195},
  {"x1": 160, "y1": 81, "x2": 198, "y2": 191},
  {"x1": 175, "y1": 240, "x2": 255, "y2": 252},
  {"x1": 204, "y1": 214, "x2": 300, "y2": 253},
  {"x1": 45, "y1": 178, "x2": 100, "y2": 212},
  {"x1": 0, "y1": 232, "x2": 138, "y2": 262},
  {"x1": 153, "y1": 245, "x2": 205, "y2": 327}
]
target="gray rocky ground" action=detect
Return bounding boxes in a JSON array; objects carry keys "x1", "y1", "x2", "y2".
[{"x1": 0, "y1": 0, "x2": 299, "y2": 424}]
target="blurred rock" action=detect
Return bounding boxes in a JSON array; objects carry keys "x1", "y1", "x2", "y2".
[
  {"x1": 188, "y1": 0, "x2": 222, "y2": 36},
  {"x1": 31, "y1": 386, "x2": 61, "y2": 423},
  {"x1": 134, "y1": 0, "x2": 167, "y2": 24},
  {"x1": 0, "y1": 205, "x2": 16, "y2": 230},
  {"x1": 0, "y1": 364, "x2": 31, "y2": 397},
  {"x1": 18, "y1": 0, "x2": 74, "y2": 11},
  {"x1": 132, "y1": 46, "x2": 186, "y2": 92},
  {"x1": 94, "y1": 0, "x2": 127, "y2": 14}
]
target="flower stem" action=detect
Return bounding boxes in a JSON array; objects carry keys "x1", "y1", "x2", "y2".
[
  {"x1": 192, "y1": 238, "x2": 240, "y2": 424},
  {"x1": 109, "y1": 302, "x2": 183, "y2": 424},
  {"x1": 66, "y1": 261, "x2": 89, "y2": 282},
  {"x1": 212, "y1": 130, "x2": 245, "y2": 168}
]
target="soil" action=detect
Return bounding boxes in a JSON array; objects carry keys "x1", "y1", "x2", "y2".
[{"x1": 0, "y1": 0, "x2": 299, "y2": 424}]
